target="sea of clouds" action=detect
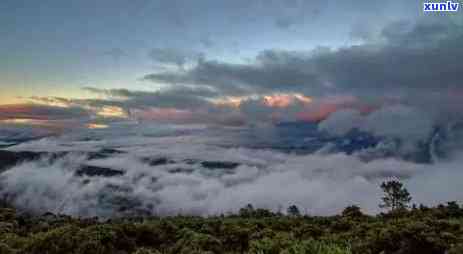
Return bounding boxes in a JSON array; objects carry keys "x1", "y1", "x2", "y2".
[{"x1": 1, "y1": 119, "x2": 463, "y2": 218}]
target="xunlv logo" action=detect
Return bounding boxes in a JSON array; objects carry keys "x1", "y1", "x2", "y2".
[{"x1": 423, "y1": 1, "x2": 459, "y2": 12}]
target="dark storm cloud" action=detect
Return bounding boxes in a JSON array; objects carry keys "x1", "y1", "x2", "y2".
[{"x1": 143, "y1": 19, "x2": 463, "y2": 100}]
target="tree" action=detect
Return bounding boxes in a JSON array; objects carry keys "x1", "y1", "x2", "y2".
[
  {"x1": 239, "y1": 204, "x2": 254, "y2": 217},
  {"x1": 287, "y1": 205, "x2": 301, "y2": 217},
  {"x1": 342, "y1": 205, "x2": 363, "y2": 218},
  {"x1": 379, "y1": 180, "x2": 412, "y2": 212},
  {"x1": 446, "y1": 201, "x2": 461, "y2": 217}
]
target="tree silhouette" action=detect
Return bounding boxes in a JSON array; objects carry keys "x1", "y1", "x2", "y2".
[
  {"x1": 342, "y1": 205, "x2": 363, "y2": 218},
  {"x1": 239, "y1": 204, "x2": 254, "y2": 217},
  {"x1": 379, "y1": 180, "x2": 412, "y2": 212},
  {"x1": 287, "y1": 205, "x2": 301, "y2": 216}
]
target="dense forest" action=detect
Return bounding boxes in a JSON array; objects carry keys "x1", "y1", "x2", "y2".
[{"x1": 0, "y1": 181, "x2": 462, "y2": 254}]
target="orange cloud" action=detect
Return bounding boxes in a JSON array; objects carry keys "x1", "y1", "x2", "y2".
[
  {"x1": 214, "y1": 93, "x2": 313, "y2": 109},
  {"x1": 87, "y1": 123, "x2": 109, "y2": 129},
  {"x1": 263, "y1": 93, "x2": 312, "y2": 108},
  {"x1": 296, "y1": 104, "x2": 339, "y2": 122},
  {"x1": 96, "y1": 106, "x2": 127, "y2": 118},
  {"x1": 296, "y1": 96, "x2": 377, "y2": 122},
  {"x1": 213, "y1": 96, "x2": 244, "y2": 108}
]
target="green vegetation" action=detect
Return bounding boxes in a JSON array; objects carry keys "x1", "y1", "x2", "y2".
[{"x1": 0, "y1": 181, "x2": 462, "y2": 254}]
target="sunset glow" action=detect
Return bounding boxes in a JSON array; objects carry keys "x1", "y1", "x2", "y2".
[
  {"x1": 213, "y1": 96, "x2": 245, "y2": 108},
  {"x1": 96, "y1": 106, "x2": 127, "y2": 118},
  {"x1": 213, "y1": 93, "x2": 313, "y2": 109},
  {"x1": 263, "y1": 94, "x2": 312, "y2": 108},
  {"x1": 0, "y1": 118, "x2": 39, "y2": 125},
  {"x1": 87, "y1": 123, "x2": 109, "y2": 129}
]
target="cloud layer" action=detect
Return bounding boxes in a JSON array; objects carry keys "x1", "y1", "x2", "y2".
[
  {"x1": 144, "y1": 19, "x2": 463, "y2": 99},
  {"x1": 1, "y1": 18, "x2": 461, "y2": 138},
  {"x1": 1, "y1": 124, "x2": 463, "y2": 218}
]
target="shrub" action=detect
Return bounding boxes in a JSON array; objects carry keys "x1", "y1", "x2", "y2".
[{"x1": 171, "y1": 228, "x2": 222, "y2": 254}]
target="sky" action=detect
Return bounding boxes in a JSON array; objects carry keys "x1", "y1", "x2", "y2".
[{"x1": 0, "y1": 0, "x2": 462, "y2": 133}]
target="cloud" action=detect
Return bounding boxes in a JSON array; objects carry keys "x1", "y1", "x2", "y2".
[
  {"x1": 0, "y1": 104, "x2": 90, "y2": 121},
  {"x1": 362, "y1": 105, "x2": 434, "y2": 143},
  {"x1": 318, "y1": 104, "x2": 437, "y2": 158},
  {"x1": 0, "y1": 104, "x2": 93, "y2": 140},
  {"x1": 138, "y1": 18, "x2": 463, "y2": 139},
  {"x1": 318, "y1": 109, "x2": 363, "y2": 136},
  {"x1": 83, "y1": 86, "x2": 218, "y2": 110},
  {"x1": 28, "y1": 87, "x2": 376, "y2": 127},
  {"x1": 319, "y1": 104, "x2": 436, "y2": 146},
  {"x1": 143, "y1": 51, "x2": 321, "y2": 96},
  {"x1": 12, "y1": 19, "x2": 462, "y2": 133},
  {"x1": 24, "y1": 87, "x2": 222, "y2": 126},
  {"x1": 320, "y1": 105, "x2": 434, "y2": 141},
  {"x1": 2, "y1": 125, "x2": 463, "y2": 217},
  {"x1": 0, "y1": 125, "x2": 55, "y2": 142},
  {"x1": 143, "y1": 19, "x2": 463, "y2": 104},
  {"x1": 49, "y1": 87, "x2": 340, "y2": 126}
]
